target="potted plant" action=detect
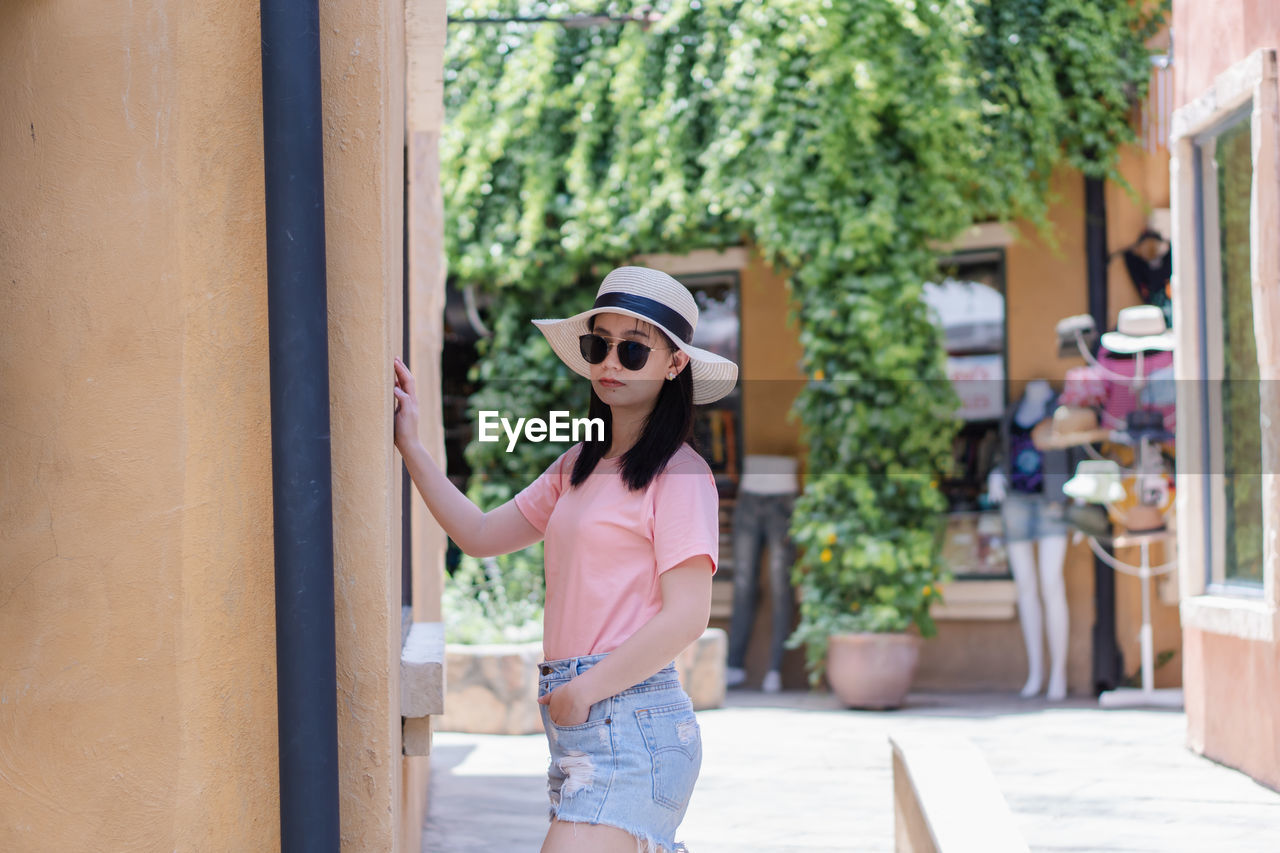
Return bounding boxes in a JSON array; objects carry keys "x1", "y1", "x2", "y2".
[
  {"x1": 785, "y1": 509, "x2": 949, "y2": 708},
  {"x1": 784, "y1": 288, "x2": 960, "y2": 710}
]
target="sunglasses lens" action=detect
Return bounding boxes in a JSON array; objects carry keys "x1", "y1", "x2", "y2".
[
  {"x1": 579, "y1": 334, "x2": 654, "y2": 371},
  {"x1": 617, "y1": 341, "x2": 651, "y2": 371},
  {"x1": 579, "y1": 334, "x2": 608, "y2": 364}
]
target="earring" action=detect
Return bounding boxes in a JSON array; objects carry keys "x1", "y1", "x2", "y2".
[{"x1": 667, "y1": 372, "x2": 676, "y2": 380}]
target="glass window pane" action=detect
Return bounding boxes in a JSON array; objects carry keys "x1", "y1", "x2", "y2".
[
  {"x1": 1215, "y1": 116, "x2": 1264, "y2": 585},
  {"x1": 923, "y1": 258, "x2": 1006, "y2": 423}
]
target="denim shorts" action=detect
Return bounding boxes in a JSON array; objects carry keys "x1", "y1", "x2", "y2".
[
  {"x1": 537, "y1": 652, "x2": 702, "y2": 853},
  {"x1": 1000, "y1": 492, "x2": 1069, "y2": 544}
]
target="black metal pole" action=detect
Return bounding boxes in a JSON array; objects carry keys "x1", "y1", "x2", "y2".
[
  {"x1": 260, "y1": 0, "x2": 341, "y2": 849},
  {"x1": 1085, "y1": 174, "x2": 1124, "y2": 693}
]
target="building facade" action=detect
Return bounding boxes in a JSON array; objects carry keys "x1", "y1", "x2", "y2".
[
  {"x1": 1, "y1": 0, "x2": 446, "y2": 848},
  {"x1": 1171, "y1": 0, "x2": 1280, "y2": 791}
]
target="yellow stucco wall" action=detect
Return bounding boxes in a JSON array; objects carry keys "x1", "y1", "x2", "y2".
[
  {"x1": 321, "y1": 0, "x2": 407, "y2": 848},
  {"x1": 0, "y1": 2, "x2": 279, "y2": 848},
  {"x1": 1, "y1": 1, "x2": 410, "y2": 849},
  {"x1": 739, "y1": 248, "x2": 808, "y2": 458}
]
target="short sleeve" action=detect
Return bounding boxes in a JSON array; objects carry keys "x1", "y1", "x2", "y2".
[
  {"x1": 651, "y1": 459, "x2": 720, "y2": 576},
  {"x1": 513, "y1": 447, "x2": 576, "y2": 534}
]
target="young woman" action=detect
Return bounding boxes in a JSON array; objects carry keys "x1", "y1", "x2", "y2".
[{"x1": 392, "y1": 266, "x2": 738, "y2": 853}]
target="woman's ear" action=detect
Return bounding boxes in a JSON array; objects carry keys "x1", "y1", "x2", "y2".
[{"x1": 670, "y1": 350, "x2": 691, "y2": 374}]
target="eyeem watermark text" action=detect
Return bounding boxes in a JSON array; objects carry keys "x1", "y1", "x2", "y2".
[{"x1": 478, "y1": 410, "x2": 604, "y2": 452}]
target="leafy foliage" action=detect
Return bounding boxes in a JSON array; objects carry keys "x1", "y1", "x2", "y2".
[
  {"x1": 442, "y1": 554, "x2": 545, "y2": 644},
  {"x1": 441, "y1": 0, "x2": 1165, "y2": 681}
]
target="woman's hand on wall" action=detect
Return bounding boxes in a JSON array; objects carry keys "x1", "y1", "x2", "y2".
[
  {"x1": 392, "y1": 355, "x2": 544, "y2": 558},
  {"x1": 392, "y1": 357, "x2": 420, "y2": 452}
]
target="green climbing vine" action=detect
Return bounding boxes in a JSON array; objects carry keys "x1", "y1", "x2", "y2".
[{"x1": 440, "y1": 0, "x2": 1165, "y2": 675}]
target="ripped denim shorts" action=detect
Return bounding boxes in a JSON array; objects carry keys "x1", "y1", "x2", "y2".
[{"x1": 537, "y1": 652, "x2": 702, "y2": 853}]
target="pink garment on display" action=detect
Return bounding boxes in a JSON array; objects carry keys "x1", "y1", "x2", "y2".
[
  {"x1": 515, "y1": 442, "x2": 720, "y2": 661},
  {"x1": 1058, "y1": 365, "x2": 1108, "y2": 408},
  {"x1": 1096, "y1": 346, "x2": 1175, "y2": 430}
]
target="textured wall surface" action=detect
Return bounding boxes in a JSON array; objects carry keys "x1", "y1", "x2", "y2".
[
  {"x1": 1174, "y1": 0, "x2": 1280, "y2": 795},
  {"x1": 1, "y1": 0, "x2": 407, "y2": 849},
  {"x1": 1184, "y1": 628, "x2": 1280, "y2": 791},
  {"x1": 1174, "y1": 0, "x2": 1280, "y2": 108},
  {"x1": 319, "y1": 0, "x2": 406, "y2": 846},
  {"x1": 0, "y1": 1, "x2": 279, "y2": 849}
]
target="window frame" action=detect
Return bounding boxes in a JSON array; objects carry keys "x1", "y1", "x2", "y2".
[
  {"x1": 930, "y1": 247, "x2": 1010, "y2": 426},
  {"x1": 1193, "y1": 106, "x2": 1264, "y2": 595},
  {"x1": 1171, "y1": 48, "x2": 1280, "y2": 641},
  {"x1": 929, "y1": 239, "x2": 1016, "y2": 597}
]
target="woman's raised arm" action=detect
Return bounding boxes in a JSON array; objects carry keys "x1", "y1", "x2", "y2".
[{"x1": 393, "y1": 357, "x2": 542, "y2": 557}]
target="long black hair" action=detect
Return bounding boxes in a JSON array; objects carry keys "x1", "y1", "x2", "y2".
[{"x1": 570, "y1": 317, "x2": 696, "y2": 491}]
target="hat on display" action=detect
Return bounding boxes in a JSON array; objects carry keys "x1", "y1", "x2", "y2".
[
  {"x1": 1031, "y1": 405, "x2": 1112, "y2": 450},
  {"x1": 1099, "y1": 305, "x2": 1175, "y2": 354},
  {"x1": 1110, "y1": 409, "x2": 1175, "y2": 445},
  {"x1": 1056, "y1": 313, "x2": 1098, "y2": 357},
  {"x1": 531, "y1": 266, "x2": 739, "y2": 405},
  {"x1": 1063, "y1": 460, "x2": 1127, "y2": 504}
]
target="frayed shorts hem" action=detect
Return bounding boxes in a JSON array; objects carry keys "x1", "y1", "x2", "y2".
[{"x1": 547, "y1": 814, "x2": 691, "y2": 853}]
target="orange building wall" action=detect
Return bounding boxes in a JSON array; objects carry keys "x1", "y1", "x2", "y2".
[
  {"x1": 0, "y1": 2, "x2": 279, "y2": 849},
  {"x1": 320, "y1": 0, "x2": 408, "y2": 847},
  {"x1": 738, "y1": 247, "x2": 808, "y2": 459},
  {"x1": 0, "y1": 0, "x2": 410, "y2": 849}
]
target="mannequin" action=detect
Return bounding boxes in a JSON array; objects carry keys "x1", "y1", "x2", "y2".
[
  {"x1": 988, "y1": 379, "x2": 1071, "y2": 701},
  {"x1": 725, "y1": 455, "x2": 798, "y2": 694}
]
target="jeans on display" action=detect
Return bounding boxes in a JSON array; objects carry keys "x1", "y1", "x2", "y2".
[
  {"x1": 1000, "y1": 491, "x2": 1069, "y2": 544},
  {"x1": 727, "y1": 491, "x2": 796, "y2": 673}
]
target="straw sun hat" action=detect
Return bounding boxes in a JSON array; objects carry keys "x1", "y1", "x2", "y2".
[
  {"x1": 1100, "y1": 304, "x2": 1175, "y2": 354},
  {"x1": 531, "y1": 266, "x2": 739, "y2": 405}
]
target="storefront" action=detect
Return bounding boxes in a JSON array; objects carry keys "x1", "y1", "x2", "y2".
[
  {"x1": 1169, "y1": 0, "x2": 1280, "y2": 791},
  {"x1": 634, "y1": 145, "x2": 1185, "y2": 695}
]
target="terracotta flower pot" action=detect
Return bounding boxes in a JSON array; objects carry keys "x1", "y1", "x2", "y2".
[{"x1": 826, "y1": 632, "x2": 922, "y2": 710}]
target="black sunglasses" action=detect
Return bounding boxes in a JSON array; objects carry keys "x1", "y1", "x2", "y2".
[{"x1": 578, "y1": 333, "x2": 668, "y2": 371}]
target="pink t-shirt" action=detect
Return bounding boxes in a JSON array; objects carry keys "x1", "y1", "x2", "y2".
[{"x1": 514, "y1": 442, "x2": 720, "y2": 661}]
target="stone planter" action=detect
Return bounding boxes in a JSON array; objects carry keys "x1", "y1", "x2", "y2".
[
  {"x1": 432, "y1": 628, "x2": 729, "y2": 735},
  {"x1": 432, "y1": 640, "x2": 545, "y2": 735},
  {"x1": 826, "y1": 632, "x2": 922, "y2": 710},
  {"x1": 676, "y1": 627, "x2": 727, "y2": 711}
]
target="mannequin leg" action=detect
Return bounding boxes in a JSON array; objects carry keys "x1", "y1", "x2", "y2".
[
  {"x1": 763, "y1": 495, "x2": 797, "y2": 687},
  {"x1": 1036, "y1": 534, "x2": 1070, "y2": 700},
  {"x1": 727, "y1": 495, "x2": 764, "y2": 684},
  {"x1": 1007, "y1": 539, "x2": 1044, "y2": 697}
]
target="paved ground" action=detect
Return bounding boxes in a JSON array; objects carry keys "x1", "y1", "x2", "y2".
[{"x1": 422, "y1": 690, "x2": 1280, "y2": 852}]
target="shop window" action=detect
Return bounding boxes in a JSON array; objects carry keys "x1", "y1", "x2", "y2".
[
  {"x1": 1195, "y1": 108, "x2": 1265, "y2": 590},
  {"x1": 924, "y1": 251, "x2": 1009, "y2": 579}
]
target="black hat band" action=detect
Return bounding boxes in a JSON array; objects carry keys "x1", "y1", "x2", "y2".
[{"x1": 592, "y1": 292, "x2": 693, "y2": 344}]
